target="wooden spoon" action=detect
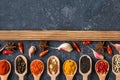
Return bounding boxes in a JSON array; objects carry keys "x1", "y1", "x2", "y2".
[
  {"x1": 0, "y1": 60, "x2": 11, "y2": 80},
  {"x1": 79, "y1": 55, "x2": 92, "y2": 80},
  {"x1": 47, "y1": 56, "x2": 60, "y2": 80},
  {"x1": 112, "y1": 54, "x2": 120, "y2": 80},
  {"x1": 63, "y1": 59, "x2": 77, "y2": 80},
  {"x1": 31, "y1": 59, "x2": 44, "y2": 80},
  {"x1": 14, "y1": 55, "x2": 27, "y2": 80},
  {"x1": 95, "y1": 59, "x2": 109, "y2": 80}
]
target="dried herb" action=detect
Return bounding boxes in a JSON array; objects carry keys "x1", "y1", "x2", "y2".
[
  {"x1": 80, "y1": 56, "x2": 90, "y2": 73},
  {"x1": 39, "y1": 41, "x2": 48, "y2": 51},
  {"x1": 5, "y1": 42, "x2": 16, "y2": 51},
  {"x1": 48, "y1": 57, "x2": 58, "y2": 75},
  {"x1": 16, "y1": 57, "x2": 26, "y2": 74},
  {"x1": 95, "y1": 41, "x2": 105, "y2": 53}
]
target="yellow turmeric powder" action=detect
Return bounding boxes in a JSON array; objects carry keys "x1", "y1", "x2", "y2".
[{"x1": 63, "y1": 60, "x2": 77, "y2": 75}]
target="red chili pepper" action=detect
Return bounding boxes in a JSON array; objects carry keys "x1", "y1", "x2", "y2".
[
  {"x1": 18, "y1": 42, "x2": 24, "y2": 54},
  {"x1": 107, "y1": 45, "x2": 112, "y2": 55},
  {"x1": 39, "y1": 50, "x2": 49, "y2": 57},
  {"x1": 2, "y1": 50, "x2": 14, "y2": 55},
  {"x1": 82, "y1": 41, "x2": 92, "y2": 45},
  {"x1": 72, "y1": 42, "x2": 81, "y2": 52}
]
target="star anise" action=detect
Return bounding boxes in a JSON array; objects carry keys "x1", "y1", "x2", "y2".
[
  {"x1": 95, "y1": 41, "x2": 106, "y2": 53},
  {"x1": 5, "y1": 42, "x2": 16, "y2": 51},
  {"x1": 39, "y1": 41, "x2": 48, "y2": 51}
]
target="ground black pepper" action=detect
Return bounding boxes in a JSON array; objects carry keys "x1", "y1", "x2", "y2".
[
  {"x1": 16, "y1": 57, "x2": 26, "y2": 74},
  {"x1": 80, "y1": 56, "x2": 90, "y2": 73}
]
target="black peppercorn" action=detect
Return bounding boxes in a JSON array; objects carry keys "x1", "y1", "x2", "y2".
[
  {"x1": 80, "y1": 56, "x2": 90, "y2": 73},
  {"x1": 16, "y1": 57, "x2": 26, "y2": 74}
]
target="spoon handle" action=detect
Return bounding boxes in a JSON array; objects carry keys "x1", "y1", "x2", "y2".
[
  {"x1": 66, "y1": 76, "x2": 73, "y2": 80},
  {"x1": 1, "y1": 76, "x2": 8, "y2": 80},
  {"x1": 116, "y1": 75, "x2": 120, "y2": 80},
  {"x1": 83, "y1": 75, "x2": 88, "y2": 80},
  {"x1": 34, "y1": 75, "x2": 40, "y2": 80},
  {"x1": 19, "y1": 76, "x2": 24, "y2": 80},
  {"x1": 99, "y1": 76, "x2": 105, "y2": 80},
  {"x1": 51, "y1": 76, "x2": 56, "y2": 80}
]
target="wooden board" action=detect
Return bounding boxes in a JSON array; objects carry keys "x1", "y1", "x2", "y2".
[{"x1": 0, "y1": 30, "x2": 120, "y2": 41}]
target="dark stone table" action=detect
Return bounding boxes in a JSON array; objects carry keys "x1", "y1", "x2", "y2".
[{"x1": 0, "y1": 0, "x2": 120, "y2": 80}]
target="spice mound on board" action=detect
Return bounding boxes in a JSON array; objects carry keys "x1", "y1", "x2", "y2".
[
  {"x1": 80, "y1": 56, "x2": 90, "y2": 73},
  {"x1": 0, "y1": 60, "x2": 10, "y2": 75},
  {"x1": 63, "y1": 60, "x2": 76, "y2": 75},
  {"x1": 113, "y1": 56, "x2": 120, "y2": 73},
  {"x1": 96, "y1": 60, "x2": 109, "y2": 74},
  {"x1": 48, "y1": 57, "x2": 58, "y2": 75},
  {"x1": 16, "y1": 57, "x2": 26, "y2": 74},
  {"x1": 30, "y1": 60, "x2": 44, "y2": 75}
]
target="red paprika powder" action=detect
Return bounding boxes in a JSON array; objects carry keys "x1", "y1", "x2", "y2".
[
  {"x1": 30, "y1": 60, "x2": 44, "y2": 75},
  {"x1": 0, "y1": 60, "x2": 10, "y2": 75}
]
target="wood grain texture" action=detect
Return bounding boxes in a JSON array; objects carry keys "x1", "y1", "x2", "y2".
[{"x1": 0, "y1": 30, "x2": 120, "y2": 41}]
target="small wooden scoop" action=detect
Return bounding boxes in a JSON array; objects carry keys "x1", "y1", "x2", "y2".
[
  {"x1": 47, "y1": 56, "x2": 60, "y2": 80},
  {"x1": 79, "y1": 55, "x2": 92, "y2": 80},
  {"x1": 63, "y1": 60, "x2": 77, "y2": 80},
  {"x1": 31, "y1": 59, "x2": 44, "y2": 80},
  {"x1": 95, "y1": 59, "x2": 109, "y2": 80},
  {"x1": 14, "y1": 55, "x2": 27, "y2": 80},
  {"x1": 112, "y1": 54, "x2": 120, "y2": 80},
  {"x1": 0, "y1": 60, "x2": 11, "y2": 80}
]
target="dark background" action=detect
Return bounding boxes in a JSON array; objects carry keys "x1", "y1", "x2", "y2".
[{"x1": 0, "y1": 0, "x2": 120, "y2": 80}]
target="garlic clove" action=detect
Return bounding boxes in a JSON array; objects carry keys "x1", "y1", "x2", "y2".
[{"x1": 29, "y1": 46, "x2": 36, "y2": 58}]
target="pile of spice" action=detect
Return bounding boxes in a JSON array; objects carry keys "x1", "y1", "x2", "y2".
[
  {"x1": 113, "y1": 56, "x2": 120, "y2": 73},
  {"x1": 0, "y1": 60, "x2": 10, "y2": 75},
  {"x1": 95, "y1": 60, "x2": 109, "y2": 74},
  {"x1": 16, "y1": 57, "x2": 26, "y2": 74},
  {"x1": 30, "y1": 60, "x2": 44, "y2": 75},
  {"x1": 63, "y1": 60, "x2": 76, "y2": 75},
  {"x1": 48, "y1": 57, "x2": 58, "y2": 75},
  {"x1": 80, "y1": 56, "x2": 90, "y2": 73}
]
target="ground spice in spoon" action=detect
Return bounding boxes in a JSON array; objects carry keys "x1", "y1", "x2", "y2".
[
  {"x1": 16, "y1": 57, "x2": 26, "y2": 74},
  {"x1": 0, "y1": 60, "x2": 10, "y2": 75},
  {"x1": 80, "y1": 56, "x2": 90, "y2": 73}
]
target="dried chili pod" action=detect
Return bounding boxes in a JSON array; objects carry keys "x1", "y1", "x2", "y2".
[
  {"x1": 2, "y1": 50, "x2": 14, "y2": 55},
  {"x1": 18, "y1": 42, "x2": 24, "y2": 54},
  {"x1": 39, "y1": 50, "x2": 49, "y2": 57},
  {"x1": 82, "y1": 41, "x2": 92, "y2": 45},
  {"x1": 72, "y1": 42, "x2": 81, "y2": 52},
  {"x1": 107, "y1": 45, "x2": 112, "y2": 55}
]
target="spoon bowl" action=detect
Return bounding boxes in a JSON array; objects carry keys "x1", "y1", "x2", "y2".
[
  {"x1": 14, "y1": 55, "x2": 27, "y2": 80},
  {"x1": 31, "y1": 59, "x2": 44, "y2": 80},
  {"x1": 112, "y1": 54, "x2": 120, "y2": 80},
  {"x1": 47, "y1": 56, "x2": 60, "y2": 80},
  {"x1": 63, "y1": 59, "x2": 77, "y2": 80},
  {"x1": 95, "y1": 59, "x2": 109, "y2": 80},
  {"x1": 0, "y1": 60, "x2": 11, "y2": 80},
  {"x1": 79, "y1": 55, "x2": 92, "y2": 80}
]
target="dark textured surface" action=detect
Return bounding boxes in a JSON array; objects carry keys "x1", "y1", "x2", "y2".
[
  {"x1": 0, "y1": 0, "x2": 120, "y2": 30},
  {"x1": 0, "y1": 0, "x2": 120, "y2": 80}
]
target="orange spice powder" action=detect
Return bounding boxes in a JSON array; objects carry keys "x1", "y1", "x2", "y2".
[
  {"x1": 0, "y1": 60, "x2": 10, "y2": 75},
  {"x1": 30, "y1": 60, "x2": 44, "y2": 75}
]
